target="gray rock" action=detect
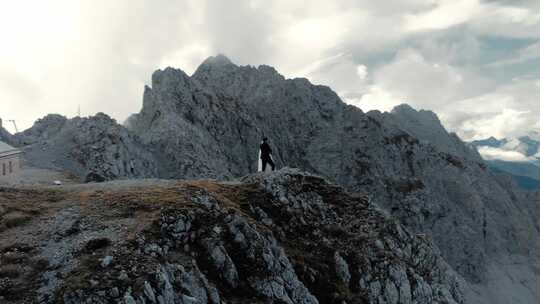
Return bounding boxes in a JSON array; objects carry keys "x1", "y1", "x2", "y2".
[
  {"x1": 125, "y1": 56, "x2": 530, "y2": 290},
  {"x1": 143, "y1": 281, "x2": 156, "y2": 303},
  {"x1": 16, "y1": 113, "x2": 158, "y2": 182},
  {"x1": 118, "y1": 270, "x2": 129, "y2": 281},
  {"x1": 14, "y1": 170, "x2": 467, "y2": 304},
  {"x1": 101, "y1": 256, "x2": 113, "y2": 268},
  {"x1": 334, "y1": 252, "x2": 351, "y2": 286},
  {"x1": 110, "y1": 287, "x2": 120, "y2": 298},
  {"x1": 388, "y1": 104, "x2": 482, "y2": 161},
  {"x1": 0, "y1": 125, "x2": 14, "y2": 145},
  {"x1": 19, "y1": 55, "x2": 540, "y2": 304},
  {"x1": 124, "y1": 293, "x2": 137, "y2": 304}
]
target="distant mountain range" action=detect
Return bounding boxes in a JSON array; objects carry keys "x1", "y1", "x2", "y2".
[{"x1": 470, "y1": 135, "x2": 540, "y2": 189}]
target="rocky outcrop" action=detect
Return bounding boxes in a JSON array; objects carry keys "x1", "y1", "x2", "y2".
[
  {"x1": 385, "y1": 104, "x2": 482, "y2": 161},
  {"x1": 0, "y1": 169, "x2": 465, "y2": 304},
  {"x1": 129, "y1": 55, "x2": 346, "y2": 179},
  {"x1": 12, "y1": 114, "x2": 68, "y2": 146},
  {"x1": 125, "y1": 56, "x2": 540, "y2": 303},
  {"x1": 18, "y1": 113, "x2": 158, "y2": 182},
  {"x1": 0, "y1": 126, "x2": 14, "y2": 145}
]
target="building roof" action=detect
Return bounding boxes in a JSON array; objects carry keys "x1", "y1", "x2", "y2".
[
  {"x1": 0, "y1": 141, "x2": 15, "y2": 152},
  {"x1": 0, "y1": 141, "x2": 21, "y2": 157}
]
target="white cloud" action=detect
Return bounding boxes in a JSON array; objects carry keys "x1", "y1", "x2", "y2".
[
  {"x1": 404, "y1": 0, "x2": 483, "y2": 31},
  {"x1": 477, "y1": 146, "x2": 533, "y2": 162},
  {"x1": 503, "y1": 138, "x2": 524, "y2": 150},
  {"x1": 437, "y1": 83, "x2": 540, "y2": 141},
  {"x1": 460, "y1": 108, "x2": 531, "y2": 140},
  {"x1": 372, "y1": 49, "x2": 466, "y2": 104},
  {"x1": 356, "y1": 65, "x2": 368, "y2": 80},
  {"x1": 349, "y1": 48, "x2": 493, "y2": 115},
  {"x1": 348, "y1": 85, "x2": 401, "y2": 113},
  {"x1": 159, "y1": 44, "x2": 212, "y2": 75},
  {"x1": 0, "y1": 0, "x2": 539, "y2": 141},
  {"x1": 470, "y1": 4, "x2": 540, "y2": 38},
  {"x1": 298, "y1": 53, "x2": 372, "y2": 104}
]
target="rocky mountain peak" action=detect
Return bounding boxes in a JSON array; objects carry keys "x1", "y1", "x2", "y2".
[
  {"x1": 151, "y1": 67, "x2": 191, "y2": 91},
  {"x1": 192, "y1": 54, "x2": 237, "y2": 79},
  {"x1": 13, "y1": 114, "x2": 67, "y2": 146},
  {"x1": 470, "y1": 136, "x2": 507, "y2": 148},
  {"x1": 379, "y1": 103, "x2": 482, "y2": 161},
  {"x1": 199, "y1": 54, "x2": 234, "y2": 67},
  {"x1": 256, "y1": 64, "x2": 279, "y2": 75},
  {"x1": 391, "y1": 103, "x2": 442, "y2": 127}
]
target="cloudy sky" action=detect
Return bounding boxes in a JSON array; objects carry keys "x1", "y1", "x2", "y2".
[{"x1": 1, "y1": 0, "x2": 540, "y2": 141}]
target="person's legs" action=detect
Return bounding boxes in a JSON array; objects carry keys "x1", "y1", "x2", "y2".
[
  {"x1": 268, "y1": 158, "x2": 276, "y2": 171},
  {"x1": 262, "y1": 159, "x2": 268, "y2": 172}
]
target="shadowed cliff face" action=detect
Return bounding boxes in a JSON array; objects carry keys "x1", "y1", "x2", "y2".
[{"x1": 0, "y1": 169, "x2": 465, "y2": 304}]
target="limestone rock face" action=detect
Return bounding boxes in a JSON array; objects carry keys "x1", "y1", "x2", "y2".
[
  {"x1": 18, "y1": 113, "x2": 158, "y2": 181},
  {"x1": 386, "y1": 104, "x2": 482, "y2": 161},
  {"x1": 13, "y1": 114, "x2": 68, "y2": 146},
  {"x1": 0, "y1": 169, "x2": 465, "y2": 304},
  {"x1": 0, "y1": 126, "x2": 14, "y2": 145},
  {"x1": 129, "y1": 56, "x2": 344, "y2": 180},
  {"x1": 13, "y1": 56, "x2": 540, "y2": 303},
  {"x1": 241, "y1": 169, "x2": 466, "y2": 304},
  {"x1": 125, "y1": 56, "x2": 540, "y2": 303}
]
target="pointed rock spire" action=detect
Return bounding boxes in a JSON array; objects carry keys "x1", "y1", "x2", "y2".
[{"x1": 193, "y1": 54, "x2": 237, "y2": 79}]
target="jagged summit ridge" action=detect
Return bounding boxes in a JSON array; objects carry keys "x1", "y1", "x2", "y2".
[
  {"x1": 11, "y1": 56, "x2": 540, "y2": 304},
  {"x1": 194, "y1": 54, "x2": 281, "y2": 77},
  {"x1": 195, "y1": 54, "x2": 235, "y2": 70},
  {"x1": 378, "y1": 103, "x2": 482, "y2": 161}
]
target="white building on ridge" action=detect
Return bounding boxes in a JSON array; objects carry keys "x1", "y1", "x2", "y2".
[{"x1": 0, "y1": 141, "x2": 22, "y2": 180}]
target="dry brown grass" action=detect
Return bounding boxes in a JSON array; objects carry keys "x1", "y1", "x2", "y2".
[
  {"x1": 0, "y1": 188, "x2": 67, "y2": 233},
  {"x1": 3, "y1": 212, "x2": 32, "y2": 229}
]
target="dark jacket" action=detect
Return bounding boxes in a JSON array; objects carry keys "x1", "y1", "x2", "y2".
[{"x1": 260, "y1": 142, "x2": 272, "y2": 160}]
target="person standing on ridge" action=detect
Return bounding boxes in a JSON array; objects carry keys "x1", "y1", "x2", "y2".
[{"x1": 260, "y1": 137, "x2": 276, "y2": 172}]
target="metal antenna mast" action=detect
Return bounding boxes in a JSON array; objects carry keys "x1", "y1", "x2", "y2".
[{"x1": 8, "y1": 120, "x2": 18, "y2": 133}]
